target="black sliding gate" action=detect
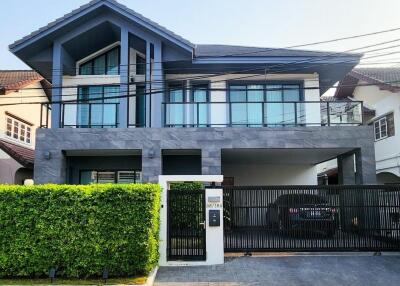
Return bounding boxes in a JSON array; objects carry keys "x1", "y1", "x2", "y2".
[
  {"x1": 167, "y1": 189, "x2": 206, "y2": 261},
  {"x1": 223, "y1": 185, "x2": 400, "y2": 252}
]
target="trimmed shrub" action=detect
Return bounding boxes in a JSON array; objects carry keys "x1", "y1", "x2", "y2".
[
  {"x1": 0, "y1": 184, "x2": 161, "y2": 278},
  {"x1": 169, "y1": 182, "x2": 203, "y2": 191}
]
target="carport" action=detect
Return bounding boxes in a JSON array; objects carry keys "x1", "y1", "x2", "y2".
[{"x1": 221, "y1": 148, "x2": 359, "y2": 186}]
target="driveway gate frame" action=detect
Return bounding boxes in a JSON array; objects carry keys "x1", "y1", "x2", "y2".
[{"x1": 223, "y1": 185, "x2": 400, "y2": 252}]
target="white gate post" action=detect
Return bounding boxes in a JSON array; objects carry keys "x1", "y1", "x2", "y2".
[{"x1": 158, "y1": 175, "x2": 224, "y2": 266}]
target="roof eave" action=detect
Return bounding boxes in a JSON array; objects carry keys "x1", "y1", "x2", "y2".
[
  {"x1": 192, "y1": 55, "x2": 361, "y2": 65},
  {"x1": 9, "y1": 0, "x2": 194, "y2": 54}
]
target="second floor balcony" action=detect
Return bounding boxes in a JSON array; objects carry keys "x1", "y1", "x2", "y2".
[
  {"x1": 163, "y1": 101, "x2": 362, "y2": 127},
  {"x1": 41, "y1": 100, "x2": 363, "y2": 129}
]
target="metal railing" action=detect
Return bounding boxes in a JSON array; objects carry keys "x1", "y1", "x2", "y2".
[
  {"x1": 40, "y1": 100, "x2": 363, "y2": 129},
  {"x1": 61, "y1": 102, "x2": 119, "y2": 128},
  {"x1": 163, "y1": 101, "x2": 363, "y2": 127}
]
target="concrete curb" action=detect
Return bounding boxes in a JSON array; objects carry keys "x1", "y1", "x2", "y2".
[
  {"x1": 143, "y1": 267, "x2": 158, "y2": 286},
  {"x1": 225, "y1": 251, "x2": 400, "y2": 257}
]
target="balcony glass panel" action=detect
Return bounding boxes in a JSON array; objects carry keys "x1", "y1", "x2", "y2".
[
  {"x1": 166, "y1": 88, "x2": 184, "y2": 126},
  {"x1": 193, "y1": 86, "x2": 209, "y2": 126},
  {"x1": 90, "y1": 104, "x2": 103, "y2": 127},
  {"x1": 265, "y1": 85, "x2": 283, "y2": 126},
  {"x1": 328, "y1": 101, "x2": 363, "y2": 125}
]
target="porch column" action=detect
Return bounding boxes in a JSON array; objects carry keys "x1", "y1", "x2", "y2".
[
  {"x1": 151, "y1": 41, "x2": 164, "y2": 127},
  {"x1": 202, "y1": 147, "x2": 221, "y2": 175},
  {"x1": 338, "y1": 146, "x2": 377, "y2": 185},
  {"x1": 34, "y1": 149, "x2": 67, "y2": 184},
  {"x1": 142, "y1": 146, "x2": 162, "y2": 183},
  {"x1": 119, "y1": 27, "x2": 129, "y2": 128},
  {"x1": 51, "y1": 41, "x2": 62, "y2": 128},
  {"x1": 145, "y1": 41, "x2": 151, "y2": 127},
  {"x1": 356, "y1": 147, "x2": 377, "y2": 184},
  {"x1": 338, "y1": 151, "x2": 356, "y2": 185}
]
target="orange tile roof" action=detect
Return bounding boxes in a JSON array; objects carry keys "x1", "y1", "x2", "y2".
[
  {"x1": 0, "y1": 70, "x2": 43, "y2": 95},
  {"x1": 0, "y1": 139, "x2": 34, "y2": 168}
]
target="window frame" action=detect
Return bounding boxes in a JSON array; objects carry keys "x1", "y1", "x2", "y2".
[
  {"x1": 78, "y1": 169, "x2": 142, "y2": 184},
  {"x1": 5, "y1": 115, "x2": 32, "y2": 145},
  {"x1": 78, "y1": 46, "x2": 120, "y2": 75},
  {"x1": 228, "y1": 82, "x2": 304, "y2": 103},
  {"x1": 77, "y1": 85, "x2": 120, "y2": 103},
  {"x1": 228, "y1": 82, "x2": 303, "y2": 127},
  {"x1": 374, "y1": 116, "x2": 388, "y2": 141},
  {"x1": 74, "y1": 85, "x2": 120, "y2": 128}
]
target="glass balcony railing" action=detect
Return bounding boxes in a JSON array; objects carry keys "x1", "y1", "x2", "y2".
[
  {"x1": 40, "y1": 101, "x2": 363, "y2": 128},
  {"x1": 163, "y1": 101, "x2": 363, "y2": 127}
]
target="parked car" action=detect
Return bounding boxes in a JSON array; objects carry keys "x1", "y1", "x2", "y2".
[{"x1": 266, "y1": 194, "x2": 338, "y2": 237}]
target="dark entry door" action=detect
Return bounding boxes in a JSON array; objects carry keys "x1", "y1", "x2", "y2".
[{"x1": 167, "y1": 189, "x2": 206, "y2": 261}]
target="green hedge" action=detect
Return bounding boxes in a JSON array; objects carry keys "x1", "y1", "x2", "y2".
[{"x1": 0, "y1": 184, "x2": 161, "y2": 278}]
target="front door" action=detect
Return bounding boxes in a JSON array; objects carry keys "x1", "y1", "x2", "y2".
[{"x1": 167, "y1": 189, "x2": 206, "y2": 261}]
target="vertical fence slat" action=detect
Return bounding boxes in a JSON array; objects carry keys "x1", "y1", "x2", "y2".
[{"x1": 223, "y1": 185, "x2": 400, "y2": 252}]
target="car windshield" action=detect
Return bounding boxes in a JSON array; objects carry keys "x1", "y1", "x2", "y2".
[{"x1": 275, "y1": 194, "x2": 327, "y2": 205}]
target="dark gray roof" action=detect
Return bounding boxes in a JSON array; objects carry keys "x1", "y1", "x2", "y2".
[
  {"x1": 194, "y1": 44, "x2": 357, "y2": 58},
  {"x1": 9, "y1": 0, "x2": 194, "y2": 51},
  {"x1": 351, "y1": 67, "x2": 400, "y2": 87}
]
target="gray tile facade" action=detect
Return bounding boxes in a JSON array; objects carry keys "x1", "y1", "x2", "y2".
[{"x1": 34, "y1": 126, "x2": 377, "y2": 184}]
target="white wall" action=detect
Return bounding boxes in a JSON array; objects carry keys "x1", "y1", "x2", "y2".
[
  {"x1": 0, "y1": 81, "x2": 49, "y2": 147},
  {"x1": 158, "y1": 175, "x2": 224, "y2": 266},
  {"x1": 223, "y1": 163, "x2": 318, "y2": 185},
  {"x1": 353, "y1": 82, "x2": 400, "y2": 177}
]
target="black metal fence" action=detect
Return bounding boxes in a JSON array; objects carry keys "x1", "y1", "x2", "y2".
[
  {"x1": 223, "y1": 185, "x2": 400, "y2": 252},
  {"x1": 167, "y1": 189, "x2": 206, "y2": 261}
]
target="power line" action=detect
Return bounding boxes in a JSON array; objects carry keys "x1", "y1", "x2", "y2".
[
  {"x1": 2, "y1": 61, "x2": 400, "y2": 101},
  {"x1": 1, "y1": 79, "x2": 399, "y2": 107},
  {"x1": 210, "y1": 26, "x2": 400, "y2": 58},
  {"x1": 9, "y1": 38, "x2": 400, "y2": 93},
  {"x1": 40, "y1": 25, "x2": 400, "y2": 74}
]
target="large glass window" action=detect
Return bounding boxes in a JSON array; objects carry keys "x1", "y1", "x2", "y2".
[
  {"x1": 76, "y1": 85, "x2": 120, "y2": 127},
  {"x1": 229, "y1": 84, "x2": 301, "y2": 126},
  {"x1": 79, "y1": 170, "x2": 142, "y2": 184},
  {"x1": 79, "y1": 47, "x2": 120, "y2": 75}
]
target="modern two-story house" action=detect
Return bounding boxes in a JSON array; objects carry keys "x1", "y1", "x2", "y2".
[
  {"x1": 9, "y1": 0, "x2": 376, "y2": 186},
  {"x1": 334, "y1": 68, "x2": 400, "y2": 184},
  {"x1": 0, "y1": 70, "x2": 50, "y2": 184}
]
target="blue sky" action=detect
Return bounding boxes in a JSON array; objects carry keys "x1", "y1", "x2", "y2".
[{"x1": 1, "y1": 0, "x2": 400, "y2": 69}]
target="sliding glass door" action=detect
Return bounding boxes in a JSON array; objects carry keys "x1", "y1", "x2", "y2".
[
  {"x1": 192, "y1": 84, "x2": 209, "y2": 126},
  {"x1": 265, "y1": 84, "x2": 301, "y2": 126},
  {"x1": 76, "y1": 85, "x2": 119, "y2": 127},
  {"x1": 166, "y1": 85, "x2": 185, "y2": 127}
]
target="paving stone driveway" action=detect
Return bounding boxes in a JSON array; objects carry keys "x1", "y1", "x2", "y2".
[{"x1": 155, "y1": 255, "x2": 400, "y2": 286}]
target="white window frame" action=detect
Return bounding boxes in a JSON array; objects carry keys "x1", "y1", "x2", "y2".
[
  {"x1": 5, "y1": 116, "x2": 32, "y2": 145},
  {"x1": 374, "y1": 116, "x2": 388, "y2": 141}
]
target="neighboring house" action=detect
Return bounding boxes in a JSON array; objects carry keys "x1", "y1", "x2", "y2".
[
  {"x1": 8, "y1": 0, "x2": 376, "y2": 186},
  {"x1": 334, "y1": 67, "x2": 400, "y2": 184},
  {"x1": 0, "y1": 70, "x2": 50, "y2": 184}
]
